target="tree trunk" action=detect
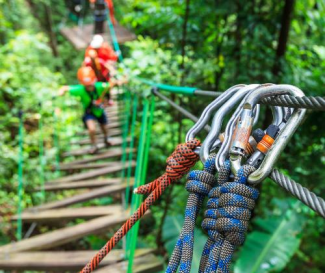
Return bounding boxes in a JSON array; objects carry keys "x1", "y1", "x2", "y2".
[
  {"x1": 272, "y1": 0, "x2": 295, "y2": 78},
  {"x1": 43, "y1": 4, "x2": 59, "y2": 57},
  {"x1": 25, "y1": 0, "x2": 59, "y2": 57},
  {"x1": 263, "y1": 0, "x2": 295, "y2": 128}
]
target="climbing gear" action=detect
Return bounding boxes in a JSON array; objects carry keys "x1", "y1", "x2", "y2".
[
  {"x1": 200, "y1": 84, "x2": 260, "y2": 163},
  {"x1": 166, "y1": 154, "x2": 217, "y2": 273},
  {"x1": 80, "y1": 139, "x2": 201, "y2": 273},
  {"x1": 200, "y1": 161, "x2": 259, "y2": 273},
  {"x1": 215, "y1": 85, "x2": 288, "y2": 171},
  {"x1": 77, "y1": 66, "x2": 97, "y2": 85},
  {"x1": 229, "y1": 84, "x2": 306, "y2": 183},
  {"x1": 185, "y1": 85, "x2": 245, "y2": 143}
]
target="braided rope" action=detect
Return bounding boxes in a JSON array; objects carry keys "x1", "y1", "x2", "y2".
[
  {"x1": 200, "y1": 161, "x2": 259, "y2": 273},
  {"x1": 166, "y1": 154, "x2": 218, "y2": 273},
  {"x1": 261, "y1": 95, "x2": 325, "y2": 110},
  {"x1": 270, "y1": 169, "x2": 325, "y2": 218},
  {"x1": 79, "y1": 139, "x2": 200, "y2": 273}
]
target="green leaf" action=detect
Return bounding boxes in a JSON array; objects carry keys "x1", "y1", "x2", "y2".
[
  {"x1": 234, "y1": 201, "x2": 305, "y2": 273},
  {"x1": 163, "y1": 214, "x2": 208, "y2": 273}
]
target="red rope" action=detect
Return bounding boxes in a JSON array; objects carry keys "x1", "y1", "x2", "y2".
[{"x1": 80, "y1": 139, "x2": 200, "y2": 273}]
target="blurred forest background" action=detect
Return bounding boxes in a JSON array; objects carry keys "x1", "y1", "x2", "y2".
[{"x1": 0, "y1": 0, "x2": 324, "y2": 272}]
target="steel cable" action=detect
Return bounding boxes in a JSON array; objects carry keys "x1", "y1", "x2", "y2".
[
  {"x1": 270, "y1": 169, "x2": 325, "y2": 218},
  {"x1": 261, "y1": 95, "x2": 325, "y2": 110}
]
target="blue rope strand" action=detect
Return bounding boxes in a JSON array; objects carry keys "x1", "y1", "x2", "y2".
[
  {"x1": 200, "y1": 161, "x2": 259, "y2": 273},
  {"x1": 166, "y1": 154, "x2": 217, "y2": 273}
]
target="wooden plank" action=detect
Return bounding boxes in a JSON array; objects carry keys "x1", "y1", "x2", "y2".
[
  {"x1": 11, "y1": 205, "x2": 122, "y2": 223},
  {"x1": 0, "y1": 249, "x2": 154, "y2": 271},
  {"x1": 39, "y1": 178, "x2": 134, "y2": 192},
  {"x1": 47, "y1": 161, "x2": 136, "y2": 184},
  {"x1": 62, "y1": 137, "x2": 129, "y2": 157},
  {"x1": 0, "y1": 212, "x2": 149, "y2": 253},
  {"x1": 95, "y1": 254, "x2": 163, "y2": 273},
  {"x1": 71, "y1": 129, "x2": 122, "y2": 145},
  {"x1": 75, "y1": 121, "x2": 122, "y2": 136},
  {"x1": 60, "y1": 23, "x2": 136, "y2": 50},
  {"x1": 26, "y1": 182, "x2": 133, "y2": 211},
  {"x1": 59, "y1": 148, "x2": 133, "y2": 167},
  {"x1": 60, "y1": 162, "x2": 116, "y2": 171}
]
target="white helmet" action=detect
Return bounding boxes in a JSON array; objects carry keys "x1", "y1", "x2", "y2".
[{"x1": 90, "y1": 34, "x2": 104, "y2": 49}]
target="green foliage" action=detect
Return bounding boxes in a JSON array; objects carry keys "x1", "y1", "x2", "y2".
[{"x1": 235, "y1": 199, "x2": 306, "y2": 273}]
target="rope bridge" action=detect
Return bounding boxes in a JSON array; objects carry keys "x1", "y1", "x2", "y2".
[{"x1": 6, "y1": 2, "x2": 325, "y2": 273}]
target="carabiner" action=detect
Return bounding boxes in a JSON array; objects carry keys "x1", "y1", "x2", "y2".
[
  {"x1": 215, "y1": 85, "x2": 289, "y2": 171},
  {"x1": 199, "y1": 84, "x2": 260, "y2": 163},
  {"x1": 229, "y1": 84, "x2": 306, "y2": 183},
  {"x1": 185, "y1": 84, "x2": 245, "y2": 142}
]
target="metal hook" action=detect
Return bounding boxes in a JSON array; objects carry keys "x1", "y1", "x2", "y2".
[
  {"x1": 185, "y1": 84, "x2": 245, "y2": 143},
  {"x1": 228, "y1": 84, "x2": 306, "y2": 183},
  {"x1": 199, "y1": 84, "x2": 261, "y2": 163}
]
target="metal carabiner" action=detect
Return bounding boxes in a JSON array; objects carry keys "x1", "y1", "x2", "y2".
[
  {"x1": 199, "y1": 84, "x2": 260, "y2": 163},
  {"x1": 229, "y1": 84, "x2": 306, "y2": 183},
  {"x1": 215, "y1": 84, "x2": 288, "y2": 171},
  {"x1": 185, "y1": 84, "x2": 245, "y2": 143}
]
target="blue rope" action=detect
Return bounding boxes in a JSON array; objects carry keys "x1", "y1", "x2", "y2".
[
  {"x1": 166, "y1": 154, "x2": 217, "y2": 273},
  {"x1": 200, "y1": 161, "x2": 259, "y2": 273}
]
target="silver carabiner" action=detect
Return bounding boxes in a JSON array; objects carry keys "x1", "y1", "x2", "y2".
[
  {"x1": 199, "y1": 84, "x2": 260, "y2": 163},
  {"x1": 215, "y1": 84, "x2": 289, "y2": 171},
  {"x1": 228, "y1": 84, "x2": 306, "y2": 183},
  {"x1": 185, "y1": 84, "x2": 245, "y2": 143}
]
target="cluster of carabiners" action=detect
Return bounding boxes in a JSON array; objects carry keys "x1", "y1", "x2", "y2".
[
  {"x1": 187, "y1": 83, "x2": 306, "y2": 183},
  {"x1": 166, "y1": 84, "x2": 306, "y2": 273}
]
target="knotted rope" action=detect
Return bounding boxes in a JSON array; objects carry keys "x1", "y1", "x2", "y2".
[
  {"x1": 200, "y1": 161, "x2": 259, "y2": 273},
  {"x1": 80, "y1": 139, "x2": 201, "y2": 273},
  {"x1": 166, "y1": 154, "x2": 217, "y2": 273}
]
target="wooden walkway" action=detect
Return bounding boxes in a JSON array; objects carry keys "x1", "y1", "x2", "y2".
[
  {"x1": 60, "y1": 23, "x2": 136, "y2": 50},
  {"x1": 0, "y1": 249, "x2": 162, "y2": 272},
  {"x1": 0, "y1": 105, "x2": 162, "y2": 272}
]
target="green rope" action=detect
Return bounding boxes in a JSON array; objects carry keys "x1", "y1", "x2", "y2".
[
  {"x1": 16, "y1": 111, "x2": 24, "y2": 241},
  {"x1": 140, "y1": 94, "x2": 155, "y2": 182},
  {"x1": 126, "y1": 94, "x2": 138, "y2": 204},
  {"x1": 106, "y1": 5, "x2": 123, "y2": 62},
  {"x1": 38, "y1": 108, "x2": 45, "y2": 202},
  {"x1": 134, "y1": 77, "x2": 197, "y2": 95},
  {"x1": 121, "y1": 90, "x2": 131, "y2": 209},
  {"x1": 127, "y1": 97, "x2": 150, "y2": 273}
]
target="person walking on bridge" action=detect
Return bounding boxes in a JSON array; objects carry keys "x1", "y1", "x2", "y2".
[{"x1": 59, "y1": 66, "x2": 114, "y2": 154}]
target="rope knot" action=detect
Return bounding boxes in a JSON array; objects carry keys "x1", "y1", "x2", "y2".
[
  {"x1": 202, "y1": 163, "x2": 259, "y2": 246},
  {"x1": 135, "y1": 139, "x2": 200, "y2": 195}
]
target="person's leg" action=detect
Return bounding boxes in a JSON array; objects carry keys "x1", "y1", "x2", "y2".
[
  {"x1": 85, "y1": 119, "x2": 98, "y2": 153},
  {"x1": 98, "y1": 113, "x2": 111, "y2": 147}
]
